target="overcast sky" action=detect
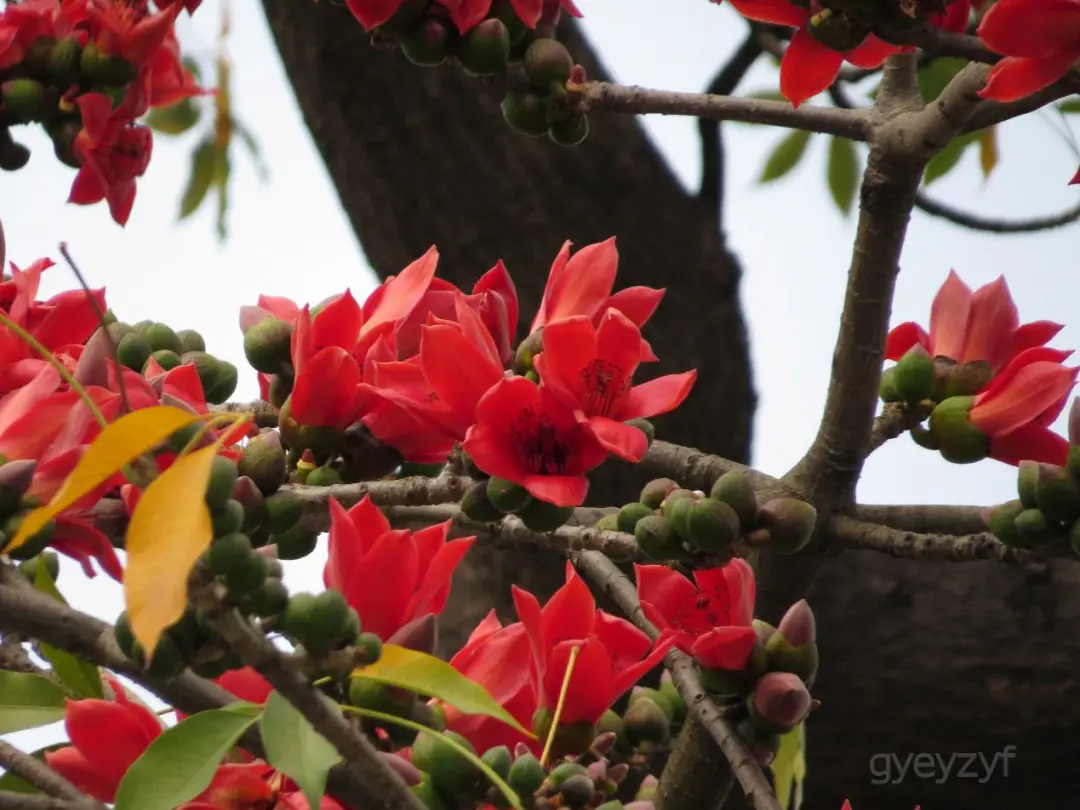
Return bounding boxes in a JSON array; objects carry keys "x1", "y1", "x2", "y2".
[{"x1": 3, "y1": 0, "x2": 1079, "y2": 753}]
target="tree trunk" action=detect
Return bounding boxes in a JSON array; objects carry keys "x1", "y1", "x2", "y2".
[
  {"x1": 258, "y1": 2, "x2": 755, "y2": 654},
  {"x1": 260, "y1": 6, "x2": 1080, "y2": 808}
]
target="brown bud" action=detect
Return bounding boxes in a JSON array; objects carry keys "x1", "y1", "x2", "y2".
[
  {"x1": 755, "y1": 498, "x2": 817, "y2": 555},
  {"x1": 776, "y1": 599, "x2": 816, "y2": 646},
  {"x1": 750, "y1": 671, "x2": 812, "y2": 733}
]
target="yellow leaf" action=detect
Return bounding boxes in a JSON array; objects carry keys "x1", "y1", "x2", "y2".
[
  {"x1": 125, "y1": 445, "x2": 216, "y2": 656},
  {"x1": 770, "y1": 722, "x2": 807, "y2": 810},
  {"x1": 12, "y1": 407, "x2": 203, "y2": 552},
  {"x1": 979, "y1": 127, "x2": 999, "y2": 179}
]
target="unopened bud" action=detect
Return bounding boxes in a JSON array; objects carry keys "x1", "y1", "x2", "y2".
[
  {"x1": 640, "y1": 477, "x2": 678, "y2": 509},
  {"x1": 460, "y1": 480, "x2": 504, "y2": 522},
  {"x1": 1017, "y1": 460, "x2": 1039, "y2": 508},
  {"x1": 893, "y1": 345, "x2": 934, "y2": 403},
  {"x1": 513, "y1": 330, "x2": 545, "y2": 374},
  {"x1": 523, "y1": 38, "x2": 573, "y2": 89},
  {"x1": 454, "y1": 17, "x2": 510, "y2": 76},
  {"x1": 624, "y1": 695, "x2": 670, "y2": 748},
  {"x1": 984, "y1": 500, "x2": 1025, "y2": 548},
  {"x1": 765, "y1": 629, "x2": 819, "y2": 687},
  {"x1": 238, "y1": 431, "x2": 288, "y2": 496},
  {"x1": 532, "y1": 708, "x2": 596, "y2": 758},
  {"x1": 516, "y1": 497, "x2": 575, "y2": 532},
  {"x1": 1035, "y1": 463, "x2": 1080, "y2": 524},
  {"x1": 777, "y1": 599, "x2": 816, "y2": 647},
  {"x1": 386, "y1": 613, "x2": 438, "y2": 655},
  {"x1": 507, "y1": 751, "x2": 545, "y2": 798},
  {"x1": 633, "y1": 515, "x2": 684, "y2": 563},
  {"x1": 635, "y1": 775, "x2": 658, "y2": 802},
  {"x1": 686, "y1": 497, "x2": 741, "y2": 554},
  {"x1": 243, "y1": 316, "x2": 293, "y2": 375},
  {"x1": 0, "y1": 460, "x2": 36, "y2": 516},
  {"x1": 909, "y1": 424, "x2": 938, "y2": 450},
  {"x1": 46, "y1": 37, "x2": 83, "y2": 87},
  {"x1": 753, "y1": 619, "x2": 777, "y2": 645},
  {"x1": 749, "y1": 671, "x2": 812, "y2": 733},
  {"x1": 709, "y1": 471, "x2": 757, "y2": 530},
  {"x1": 928, "y1": 396, "x2": 989, "y2": 465},
  {"x1": 1, "y1": 80, "x2": 47, "y2": 125},
  {"x1": 400, "y1": 18, "x2": 451, "y2": 67},
  {"x1": 618, "y1": 502, "x2": 656, "y2": 534},
  {"x1": 231, "y1": 476, "x2": 268, "y2": 532},
  {"x1": 590, "y1": 731, "x2": 617, "y2": 758},
  {"x1": 755, "y1": 498, "x2": 817, "y2": 555},
  {"x1": 1014, "y1": 508, "x2": 1057, "y2": 548},
  {"x1": 377, "y1": 751, "x2": 422, "y2": 786},
  {"x1": 879, "y1": 366, "x2": 901, "y2": 403}
]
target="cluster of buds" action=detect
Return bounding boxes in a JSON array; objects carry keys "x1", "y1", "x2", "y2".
[
  {"x1": 985, "y1": 405, "x2": 1080, "y2": 553},
  {"x1": 603, "y1": 472, "x2": 818, "y2": 562},
  {"x1": 358, "y1": 0, "x2": 592, "y2": 146},
  {"x1": 106, "y1": 318, "x2": 237, "y2": 403},
  {"x1": 460, "y1": 458, "x2": 589, "y2": 533},
  {"x1": 798, "y1": 0, "x2": 967, "y2": 52}
]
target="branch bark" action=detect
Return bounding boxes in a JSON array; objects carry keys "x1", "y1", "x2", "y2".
[
  {"x1": 828, "y1": 515, "x2": 1034, "y2": 563},
  {"x1": 851, "y1": 503, "x2": 987, "y2": 535},
  {"x1": 0, "y1": 741, "x2": 102, "y2": 809}
]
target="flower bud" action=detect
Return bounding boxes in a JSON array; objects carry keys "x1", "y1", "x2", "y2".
[
  {"x1": 639, "y1": 477, "x2": 678, "y2": 510},
  {"x1": 508, "y1": 751, "x2": 545, "y2": 798},
  {"x1": 0, "y1": 460, "x2": 36, "y2": 517},
  {"x1": 454, "y1": 18, "x2": 510, "y2": 76},
  {"x1": 635, "y1": 775, "x2": 658, "y2": 801},
  {"x1": 658, "y1": 672, "x2": 687, "y2": 726},
  {"x1": 486, "y1": 476, "x2": 532, "y2": 513},
  {"x1": 777, "y1": 599, "x2": 816, "y2": 647},
  {"x1": 523, "y1": 38, "x2": 573, "y2": 88},
  {"x1": 549, "y1": 113, "x2": 589, "y2": 147},
  {"x1": 765, "y1": 629, "x2": 819, "y2": 687},
  {"x1": 0, "y1": 132, "x2": 30, "y2": 171},
  {"x1": 400, "y1": 18, "x2": 452, "y2": 67},
  {"x1": 805, "y1": 6, "x2": 871, "y2": 50},
  {"x1": 749, "y1": 672, "x2": 812, "y2": 733},
  {"x1": 617, "y1": 502, "x2": 655, "y2": 534},
  {"x1": 386, "y1": 613, "x2": 438, "y2": 656},
  {"x1": 1017, "y1": 459, "x2": 1039, "y2": 508},
  {"x1": 411, "y1": 730, "x2": 480, "y2": 798},
  {"x1": 79, "y1": 41, "x2": 135, "y2": 85},
  {"x1": 624, "y1": 695, "x2": 670, "y2": 748},
  {"x1": 597, "y1": 708, "x2": 628, "y2": 753},
  {"x1": 586, "y1": 759, "x2": 607, "y2": 782},
  {"x1": 1014, "y1": 507, "x2": 1056, "y2": 548},
  {"x1": 909, "y1": 424, "x2": 938, "y2": 450},
  {"x1": 753, "y1": 619, "x2": 777, "y2": 645},
  {"x1": 686, "y1": 497, "x2": 741, "y2": 554},
  {"x1": 1, "y1": 80, "x2": 47, "y2": 125},
  {"x1": 46, "y1": 37, "x2": 83, "y2": 87},
  {"x1": 378, "y1": 751, "x2": 423, "y2": 786},
  {"x1": 243, "y1": 316, "x2": 293, "y2": 375},
  {"x1": 984, "y1": 500, "x2": 1025, "y2": 548},
  {"x1": 709, "y1": 471, "x2": 757, "y2": 529},
  {"x1": 231, "y1": 476, "x2": 268, "y2": 532},
  {"x1": 460, "y1": 480, "x2": 504, "y2": 522},
  {"x1": 626, "y1": 418, "x2": 655, "y2": 447},
  {"x1": 634, "y1": 515, "x2": 684, "y2": 563},
  {"x1": 501, "y1": 89, "x2": 550, "y2": 137},
  {"x1": 532, "y1": 708, "x2": 596, "y2": 758},
  {"x1": 516, "y1": 498, "x2": 575, "y2": 532},
  {"x1": 481, "y1": 745, "x2": 512, "y2": 780},
  {"x1": 558, "y1": 773, "x2": 596, "y2": 807},
  {"x1": 893, "y1": 345, "x2": 935, "y2": 403},
  {"x1": 595, "y1": 513, "x2": 620, "y2": 532},
  {"x1": 541, "y1": 761, "x2": 589, "y2": 794},
  {"x1": 755, "y1": 498, "x2": 817, "y2": 555},
  {"x1": 1034, "y1": 463, "x2": 1080, "y2": 524},
  {"x1": 590, "y1": 730, "x2": 617, "y2": 758},
  {"x1": 928, "y1": 396, "x2": 989, "y2": 465},
  {"x1": 238, "y1": 431, "x2": 288, "y2": 496},
  {"x1": 879, "y1": 366, "x2": 900, "y2": 403},
  {"x1": 607, "y1": 762, "x2": 630, "y2": 785}
]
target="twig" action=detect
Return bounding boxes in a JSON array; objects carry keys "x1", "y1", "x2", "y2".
[
  {"x1": 0, "y1": 741, "x2": 101, "y2": 809},
  {"x1": 211, "y1": 400, "x2": 279, "y2": 428},
  {"x1": 575, "y1": 81, "x2": 870, "y2": 141},
  {"x1": 0, "y1": 794, "x2": 100, "y2": 810},
  {"x1": 828, "y1": 514, "x2": 1040, "y2": 563},
  {"x1": 867, "y1": 402, "x2": 930, "y2": 455},
  {"x1": 914, "y1": 191, "x2": 1080, "y2": 233},
  {"x1": 851, "y1": 503, "x2": 987, "y2": 535},
  {"x1": 190, "y1": 580, "x2": 426, "y2": 810},
  {"x1": 0, "y1": 565, "x2": 381, "y2": 810},
  {"x1": 572, "y1": 551, "x2": 781, "y2": 810},
  {"x1": 0, "y1": 633, "x2": 50, "y2": 677},
  {"x1": 964, "y1": 75, "x2": 1080, "y2": 133}
]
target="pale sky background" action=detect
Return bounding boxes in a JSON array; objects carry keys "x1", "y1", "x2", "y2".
[{"x1": 3, "y1": 0, "x2": 1079, "y2": 761}]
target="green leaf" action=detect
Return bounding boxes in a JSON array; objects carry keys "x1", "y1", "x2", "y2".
[
  {"x1": 356, "y1": 645, "x2": 533, "y2": 737},
  {"x1": 144, "y1": 98, "x2": 201, "y2": 136},
  {"x1": 760, "y1": 129, "x2": 813, "y2": 184},
  {"x1": 33, "y1": 563, "x2": 102, "y2": 699},
  {"x1": 826, "y1": 136, "x2": 859, "y2": 215},
  {"x1": 260, "y1": 691, "x2": 342, "y2": 810},
  {"x1": 114, "y1": 702, "x2": 261, "y2": 810},
  {"x1": 0, "y1": 671, "x2": 68, "y2": 734},
  {"x1": 770, "y1": 722, "x2": 807, "y2": 810},
  {"x1": 0, "y1": 744, "x2": 67, "y2": 794},
  {"x1": 232, "y1": 118, "x2": 269, "y2": 182},
  {"x1": 923, "y1": 132, "x2": 979, "y2": 186},
  {"x1": 342, "y1": 705, "x2": 523, "y2": 810},
  {"x1": 1058, "y1": 99, "x2": 1080, "y2": 115},
  {"x1": 180, "y1": 139, "x2": 219, "y2": 220},
  {"x1": 916, "y1": 57, "x2": 968, "y2": 102},
  {"x1": 214, "y1": 147, "x2": 232, "y2": 242}
]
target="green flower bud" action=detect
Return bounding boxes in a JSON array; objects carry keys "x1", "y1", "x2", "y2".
[
  {"x1": 265, "y1": 491, "x2": 304, "y2": 534},
  {"x1": 1035, "y1": 463, "x2": 1080, "y2": 524},
  {"x1": 501, "y1": 90, "x2": 550, "y2": 137},
  {"x1": 205, "y1": 456, "x2": 239, "y2": 511},
  {"x1": 507, "y1": 752, "x2": 545, "y2": 800},
  {"x1": 272, "y1": 524, "x2": 319, "y2": 561},
  {"x1": 348, "y1": 675, "x2": 413, "y2": 716},
  {"x1": 686, "y1": 497, "x2": 741, "y2": 554},
  {"x1": 306, "y1": 464, "x2": 344, "y2": 488},
  {"x1": 623, "y1": 695, "x2": 670, "y2": 748},
  {"x1": 0, "y1": 460, "x2": 36, "y2": 519},
  {"x1": 634, "y1": 514, "x2": 682, "y2": 562},
  {"x1": 893, "y1": 345, "x2": 935, "y2": 403},
  {"x1": 549, "y1": 113, "x2": 589, "y2": 147},
  {"x1": 523, "y1": 38, "x2": 573, "y2": 89},
  {"x1": 3, "y1": 515, "x2": 56, "y2": 560},
  {"x1": 143, "y1": 322, "x2": 183, "y2": 355},
  {"x1": 486, "y1": 476, "x2": 532, "y2": 513},
  {"x1": 804, "y1": 8, "x2": 871, "y2": 51},
  {"x1": 176, "y1": 329, "x2": 206, "y2": 354},
  {"x1": 401, "y1": 18, "x2": 453, "y2": 66},
  {"x1": 480, "y1": 745, "x2": 513, "y2": 780},
  {"x1": 928, "y1": 396, "x2": 989, "y2": 465},
  {"x1": 46, "y1": 37, "x2": 83, "y2": 87},
  {"x1": 755, "y1": 498, "x2": 817, "y2": 555},
  {"x1": 460, "y1": 480, "x2": 504, "y2": 522},
  {"x1": 208, "y1": 532, "x2": 254, "y2": 577},
  {"x1": 879, "y1": 366, "x2": 901, "y2": 403},
  {"x1": 18, "y1": 550, "x2": 60, "y2": 586},
  {"x1": 117, "y1": 332, "x2": 152, "y2": 372},
  {"x1": 765, "y1": 630, "x2": 819, "y2": 687},
  {"x1": 243, "y1": 316, "x2": 293, "y2": 375},
  {"x1": 455, "y1": 18, "x2": 510, "y2": 76},
  {"x1": 516, "y1": 498, "x2": 575, "y2": 532},
  {"x1": 204, "y1": 361, "x2": 238, "y2": 404},
  {"x1": 595, "y1": 513, "x2": 620, "y2": 532},
  {"x1": 1014, "y1": 508, "x2": 1055, "y2": 547},
  {"x1": 597, "y1": 708, "x2": 629, "y2": 753},
  {"x1": 617, "y1": 502, "x2": 655, "y2": 534},
  {"x1": 239, "y1": 431, "x2": 288, "y2": 496},
  {"x1": 909, "y1": 424, "x2": 938, "y2": 450},
  {"x1": 1, "y1": 79, "x2": 47, "y2": 125},
  {"x1": 985, "y1": 500, "x2": 1026, "y2": 548},
  {"x1": 79, "y1": 41, "x2": 135, "y2": 86},
  {"x1": 639, "y1": 478, "x2": 678, "y2": 509},
  {"x1": 541, "y1": 761, "x2": 589, "y2": 793},
  {"x1": 709, "y1": 471, "x2": 757, "y2": 529},
  {"x1": 557, "y1": 773, "x2": 595, "y2": 807},
  {"x1": 411, "y1": 772, "x2": 446, "y2": 810},
  {"x1": 626, "y1": 417, "x2": 655, "y2": 447},
  {"x1": 658, "y1": 672, "x2": 688, "y2": 727},
  {"x1": 1017, "y1": 460, "x2": 1039, "y2": 508},
  {"x1": 411, "y1": 730, "x2": 480, "y2": 798}
]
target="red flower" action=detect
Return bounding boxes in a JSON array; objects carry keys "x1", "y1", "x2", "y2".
[
  {"x1": 85, "y1": 0, "x2": 181, "y2": 66},
  {"x1": 444, "y1": 610, "x2": 537, "y2": 754},
  {"x1": 143, "y1": 29, "x2": 211, "y2": 108},
  {"x1": 511, "y1": 563, "x2": 674, "y2": 726},
  {"x1": 968, "y1": 347, "x2": 1078, "y2": 465},
  {"x1": 461, "y1": 375, "x2": 609, "y2": 507},
  {"x1": 0, "y1": 0, "x2": 84, "y2": 70},
  {"x1": 214, "y1": 667, "x2": 273, "y2": 705},
  {"x1": 531, "y1": 238, "x2": 664, "y2": 360},
  {"x1": 886, "y1": 270, "x2": 1064, "y2": 374},
  {"x1": 444, "y1": 0, "x2": 583, "y2": 34},
  {"x1": 726, "y1": 0, "x2": 970, "y2": 106},
  {"x1": 977, "y1": 0, "x2": 1080, "y2": 102},
  {"x1": 325, "y1": 495, "x2": 475, "y2": 640},
  {"x1": 535, "y1": 310, "x2": 696, "y2": 462},
  {"x1": 635, "y1": 560, "x2": 758, "y2": 671},
  {"x1": 68, "y1": 92, "x2": 153, "y2": 226},
  {"x1": 46, "y1": 675, "x2": 165, "y2": 802}
]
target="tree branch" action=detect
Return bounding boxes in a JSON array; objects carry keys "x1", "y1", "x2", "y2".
[
  {"x1": 576, "y1": 82, "x2": 870, "y2": 140},
  {"x1": 0, "y1": 566, "x2": 385, "y2": 810},
  {"x1": 0, "y1": 793, "x2": 100, "y2": 810},
  {"x1": 828, "y1": 515, "x2": 1038, "y2": 563},
  {"x1": 964, "y1": 75, "x2": 1080, "y2": 133},
  {"x1": 189, "y1": 581, "x2": 425, "y2": 810},
  {"x1": 572, "y1": 550, "x2": 781, "y2": 810},
  {"x1": 851, "y1": 503, "x2": 987, "y2": 535},
  {"x1": 0, "y1": 741, "x2": 101, "y2": 810},
  {"x1": 639, "y1": 440, "x2": 789, "y2": 496},
  {"x1": 868, "y1": 402, "x2": 931, "y2": 455},
  {"x1": 915, "y1": 190, "x2": 1080, "y2": 233}
]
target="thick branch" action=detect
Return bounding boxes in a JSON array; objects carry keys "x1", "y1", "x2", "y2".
[
  {"x1": 0, "y1": 741, "x2": 100, "y2": 809},
  {"x1": 639, "y1": 440, "x2": 789, "y2": 496},
  {"x1": 0, "y1": 567, "x2": 382, "y2": 810},
  {"x1": 964, "y1": 75, "x2": 1080, "y2": 133},
  {"x1": 572, "y1": 551, "x2": 781, "y2": 810},
  {"x1": 0, "y1": 794, "x2": 99, "y2": 810},
  {"x1": 577, "y1": 82, "x2": 870, "y2": 140},
  {"x1": 828, "y1": 515, "x2": 1037, "y2": 563},
  {"x1": 851, "y1": 503, "x2": 987, "y2": 535},
  {"x1": 190, "y1": 583, "x2": 425, "y2": 810}
]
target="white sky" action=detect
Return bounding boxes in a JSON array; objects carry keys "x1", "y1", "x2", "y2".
[{"x1": 3, "y1": 0, "x2": 1079, "y2": 754}]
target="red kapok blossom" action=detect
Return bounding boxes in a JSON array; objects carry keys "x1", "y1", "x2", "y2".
[
  {"x1": 968, "y1": 347, "x2": 1078, "y2": 465},
  {"x1": 977, "y1": 0, "x2": 1080, "y2": 103},
  {"x1": 535, "y1": 309, "x2": 696, "y2": 462},
  {"x1": 531, "y1": 238, "x2": 664, "y2": 358},
  {"x1": 445, "y1": 0, "x2": 583, "y2": 34},
  {"x1": 443, "y1": 610, "x2": 537, "y2": 754},
  {"x1": 325, "y1": 495, "x2": 475, "y2": 640},
  {"x1": 512, "y1": 563, "x2": 675, "y2": 726},
  {"x1": 461, "y1": 375, "x2": 609, "y2": 507},
  {"x1": 886, "y1": 270, "x2": 1063, "y2": 374},
  {"x1": 635, "y1": 559, "x2": 758, "y2": 671}
]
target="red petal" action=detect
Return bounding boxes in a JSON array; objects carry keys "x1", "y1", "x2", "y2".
[
  {"x1": 45, "y1": 747, "x2": 122, "y2": 802},
  {"x1": 780, "y1": 28, "x2": 845, "y2": 107},
  {"x1": 511, "y1": 584, "x2": 548, "y2": 684},
  {"x1": 532, "y1": 240, "x2": 573, "y2": 332},
  {"x1": 349, "y1": 529, "x2": 419, "y2": 640},
  {"x1": 64, "y1": 698, "x2": 161, "y2": 789},
  {"x1": 977, "y1": 0, "x2": 1080, "y2": 57},
  {"x1": 450, "y1": 0, "x2": 494, "y2": 32},
  {"x1": 979, "y1": 53, "x2": 1078, "y2": 102},
  {"x1": 215, "y1": 668, "x2": 273, "y2": 704},
  {"x1": 603, "y1": 286, "x2": 665, "y2": 328},
  {"x1": 621, "y1": 371, "x2": 697, "y2": 421},
  {"x1": 421, "y1": 324, "x2": 503, "y2": 422},
  {"x1": 960, "y1": 276, "x2": 1019, "y2": 367},
  {"x1": 533, "y1": 315, "x2": 598, "y2": 409},
  {"x1": 885, "y1": 321, "x2": 930, "y2": 361},
  {"x1": 461, "y1": 423, "x2": 530, "y2": 484},
  {"x1": 635, "y1": 564, "x2": 698, "y2": 625},
  {"x1": 928, "y1": 269, "x2": 972, "y2": 359},
  {"x1": 610, "y1": 631, "x2": 676, "y2": 701},
  {"x1": 585, "y1": 417, "x2": 648, "y2": 462},
  {"x1": 291, "y1": 347, "x2": 362, "y2": 429},
  {"x1": 510, "y1": 0, "x2": 543, "y2": 26},
  {"x1": 727, "y1": 0, "x2": 806, "y2": 26},
  {"x1": 473, "y1": 260, "x2": 519, "y2": 356},
  {"x1": 539, "y1": 238, "x2": 619, "y2": 327},
  {"x1": 521, "y1": 473, "x2": 592, "y2": 506},
  {"x1": 692, "y1": 626, "x2": 758, "y2": 670},
  {"x1": 538, "y1": 563, "x2": 595, "y2": 654},
  {"x1": 594, "y1": 610, "x2": 653, "y2": 672},
  {"x1": 405, "y1": 531, "x2": 475, "y2": 620},
  {"x1": 344, "y1": 0, "x2": 406, "y2": 28},
  {"x1": 311, "y1": 291, "x2": 362, "y2": 353},
  {"x1": 543, "y1": 638, "x2": 615, "y2": 724},
  {"x1": 844, "y1": 34, "x2": 899, "y2": 69},
  {"x1": 971, "y1": 361, "x2": 1076, "y2": 436},
  {"x1": 360, "y1": 246, "x2": 439, "y2": 341},
  {"x1": 1000, "y1": 320, "x2": 1064, "y2": 369},
  {"x1": 345, "y1": 494, "x2": 393, "y2": 554},
  {"x1": 988, "y1": 423, "x2": 1070, "y2": 466},
  {"x1": 325, "y1": 498, "x2": 362, "y2": 595}
]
